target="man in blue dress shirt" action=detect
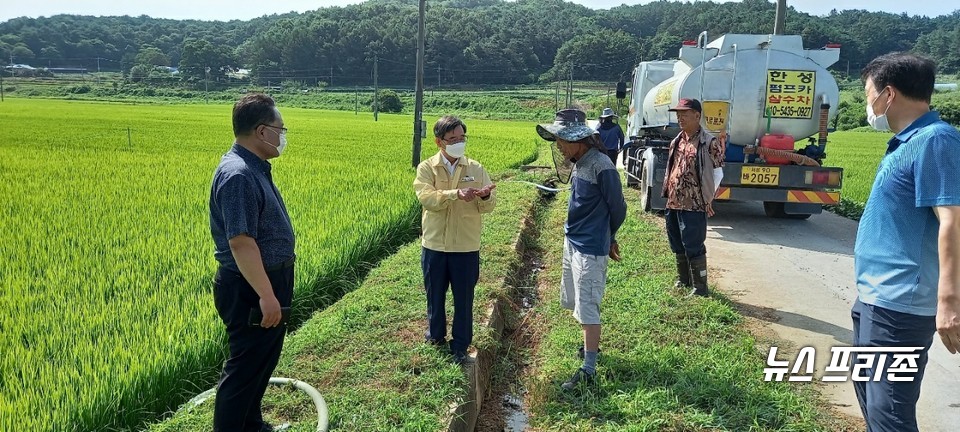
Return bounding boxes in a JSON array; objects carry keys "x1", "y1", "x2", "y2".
[{"x1": 209, "y1": 93, "x2": 295, "y2": 432}]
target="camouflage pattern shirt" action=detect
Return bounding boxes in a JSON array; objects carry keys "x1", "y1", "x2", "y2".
[{"x1": 665, "y1": 129, "x2": 724, "y2": 211}]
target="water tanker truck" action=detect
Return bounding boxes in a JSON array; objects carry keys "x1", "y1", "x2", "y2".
[{"x1": 624, "y1": 31, "x2": 844, "y2": 219}]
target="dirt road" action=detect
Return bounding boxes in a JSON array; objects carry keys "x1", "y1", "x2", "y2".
[{"x1": 706, "y1": 201, "x2": 960, "y2": 431}]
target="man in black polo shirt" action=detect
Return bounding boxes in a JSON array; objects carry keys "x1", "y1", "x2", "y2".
[{"x1": 209, "y1": 93, "x2": 295, "y2": 432}]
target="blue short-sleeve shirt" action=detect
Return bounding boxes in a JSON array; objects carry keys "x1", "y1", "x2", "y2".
[
  {"x1": 209, "y1": 143, "x2": 295, "y2": 272},
  {"x1": 855, "y1": 111, "x2": 960, "y2": 316}
]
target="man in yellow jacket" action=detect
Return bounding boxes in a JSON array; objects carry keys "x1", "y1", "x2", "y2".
[{"x1": 414, "y1": 115, "x2": 496, "y2": 365}]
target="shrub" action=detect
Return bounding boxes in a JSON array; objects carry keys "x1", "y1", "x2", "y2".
[
  {"x1": 932, "y1": 99, "x2": 960, "y2": 127},
  {"x1": 129, "y1": 64, "x2": 152, "y2": 83},
  {"x1": 374, "y1": 89, "x2": 404, "y2": 113},
  {"x1": 67, "y1": 85, "x2": 91, "y2": 94},
  {"x1": 834, "y1": 100, "x2": 866, "y2": 131}
]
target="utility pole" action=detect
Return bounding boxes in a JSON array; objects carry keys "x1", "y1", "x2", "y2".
[
  {"x1": 204, "y1": 66, "x2": 210, "y2": 104},
  {"x1": 1, "y1": 69, "x2": 4, "y2": 102},
  {"x1": 7, "y1": 53, "x2": 13, "y2": 100},
  {"x1": 567, "y1": 64, "x2": 574, "y2": 107},
  {"x1": 96, "y1": 57, "x2": 101, "y2": 86},
  {"x1": 374, "y1": 55, "x2": 379, "y2": 121},
  {"x1": 412, "y1": 0, "x2": 426, "y2": 167},
  {"x1": 774, "y1": 0, "x2": 786, "y2": 35},
  {"x1": 555, "y1": 81, "x2": 559, "y2": 112},
  {"x1": 355, "y1": 86, "x2": 359, "y2": 115},
  {"x1": 330, "y1": 67, "x2": 333, "y2": 87}
]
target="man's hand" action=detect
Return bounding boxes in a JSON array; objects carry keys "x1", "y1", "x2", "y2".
[
  {"x1": 259, "y1": 295, "x2": 282, "y2": 328},
  {"x1": 706, "y1": 202, "x2": 716, "y2": 218},
  {"x1": 934, "y1": 206, "x2": 960, "y2": 354},
  {"x1": 476, "y1": 183, "x2": 496, "y2": 198},
  {"x1": 229, "y1": 235, "x2": 283, "y2": 327},
  {"x1": 938, "y1": 295, "x2": 960, "y2": 354},
  {"x1": 609, "y1": 241, "x2": 621, "y2": 262},
  {"x1": 458, "y1": 188, "x2": 477, "y2": 202}
]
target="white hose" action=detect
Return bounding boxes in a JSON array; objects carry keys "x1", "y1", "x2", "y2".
[
  {"x1": 503, "y1": 180, "x2": 568, "y2": 192},
  {"x1": 184, "y1": 377, "x2": 329, "y2": 432}
]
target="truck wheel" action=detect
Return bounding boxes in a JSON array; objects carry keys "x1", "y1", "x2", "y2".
[
  {"x1": 763, "y1": 201, "x2": 812, "y2": 220},
  {"x1": 640, "y1": 160, "x2": 652, "y2": 212}
]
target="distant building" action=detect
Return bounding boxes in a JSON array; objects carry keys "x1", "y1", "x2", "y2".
[
  {"x1": 228, "y1": 68, "x2": 250, "y2": 79},
  {"x1": 3, "y1": 63, "x2": 51, "y2": 77},
  {"x1": 934, "y1": 83, "x2": 958, "y2": 92}
]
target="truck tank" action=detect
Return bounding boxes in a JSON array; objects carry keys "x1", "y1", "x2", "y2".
[{"x1": 626, "y1": 34, "x2": 840, "y2": 161}]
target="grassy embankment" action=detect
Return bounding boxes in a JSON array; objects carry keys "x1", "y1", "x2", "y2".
[{"x1": 513, "y1": 185, "x2": 859, "y2": 431}]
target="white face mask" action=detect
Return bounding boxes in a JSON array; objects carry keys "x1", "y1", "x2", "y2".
[
  {"x1": 444, "y1": 141, "x2": 466, "y2": 158},
  {"x1": 262, "y1": 128, "x2": 288, "y2": 156},
  {"x1": 275, "y1": 132, "x2": 288, "y2": 155},
  {"x1": 867, "y1": 88, "x2": 891, "y2": 132}
]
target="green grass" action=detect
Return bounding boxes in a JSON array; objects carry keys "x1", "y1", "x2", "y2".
[
  {"x1": 823, "y1": 130, "x2": 888, "y2": 219},
  {"x1": 148, "y1": 166, "x2": 546, "y2": 430},
  {"x1": 521, "y1": 184, "x2": 850, "y2": 431},
  {"x1": 827, "y1": 130, "x2": 888, "y2": 204},
  {"x1": 0, "y1": 98, "x2": 537, "y2": 431}
]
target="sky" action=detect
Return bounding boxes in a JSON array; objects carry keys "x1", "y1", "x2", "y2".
[{"x1": 0, "y1": 0, "x2": 954, "y2": 23}]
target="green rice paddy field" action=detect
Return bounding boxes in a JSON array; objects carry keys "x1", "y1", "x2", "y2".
[
  {"x1": 826, "y1": 130, "x2": 889, "y2": 205},
  {"x1": 0, "y1": 98, "x2": 537, "y2": 431}
]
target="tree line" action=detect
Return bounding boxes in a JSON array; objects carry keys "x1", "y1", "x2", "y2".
[{"x1": 1, "y1": 0, "x2": 958, "y2": 87}]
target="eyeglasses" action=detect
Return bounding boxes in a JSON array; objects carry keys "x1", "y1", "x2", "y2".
[
  {"x1": 260, "y1": 124, "x2": 288, "y2": 134},
  {"x1": 442, "y1": 134, "x2": 467, "y2": 143}
]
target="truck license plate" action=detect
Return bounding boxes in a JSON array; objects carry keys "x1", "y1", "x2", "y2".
[{"x1": 741, "y1": 166, "x2": 780, "y2": 186}]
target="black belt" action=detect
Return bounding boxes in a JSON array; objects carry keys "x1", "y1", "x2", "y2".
[{"x1": 264, "y1": 256, "x2": 296, "y2": 272}]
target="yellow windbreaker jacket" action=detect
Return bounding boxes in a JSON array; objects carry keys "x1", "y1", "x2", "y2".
[{"x1": 414, "y1": 152, "x2": 496, "y2": 252}]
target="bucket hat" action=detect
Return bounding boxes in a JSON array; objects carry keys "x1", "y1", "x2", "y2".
[
  {"x1": 599, "y1": 107, "x2": 618, "y2": 118},
  {"x1": 536, "y1": 109, "x2": 597, "y2": 142}
]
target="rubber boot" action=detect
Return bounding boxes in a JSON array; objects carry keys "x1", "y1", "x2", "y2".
[
  {"x1": 689, "y1": 255, "x2": 709, "y2": 297},
  {"x1": 674, "y1": 253, "x2": 691, "y2": 290}
]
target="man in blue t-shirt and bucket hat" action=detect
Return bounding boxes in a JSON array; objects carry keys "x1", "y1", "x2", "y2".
[
  {"x1": 595, "y1": 107, "x2": 625, "y2": 165},
  {"x1": 537, "y1": 108, "x2": 627, "y2": 390}
]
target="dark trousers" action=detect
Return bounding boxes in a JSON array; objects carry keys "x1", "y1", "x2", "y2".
[
  {"x1": 603, "y1": 149, "x2": 619, "y2": 165},
  {"x1": 212, "y1": 264, "x2": 294, "y2": 432},
  {"x1": 851, "y1": 299, "x2": 936, "y2": 432},
  {"x1": 664, "y1": 209, "x2": 707, "y2": 258},
  {"x1": 422, "y1": 247, "x2": 479, "y2": 353}
]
